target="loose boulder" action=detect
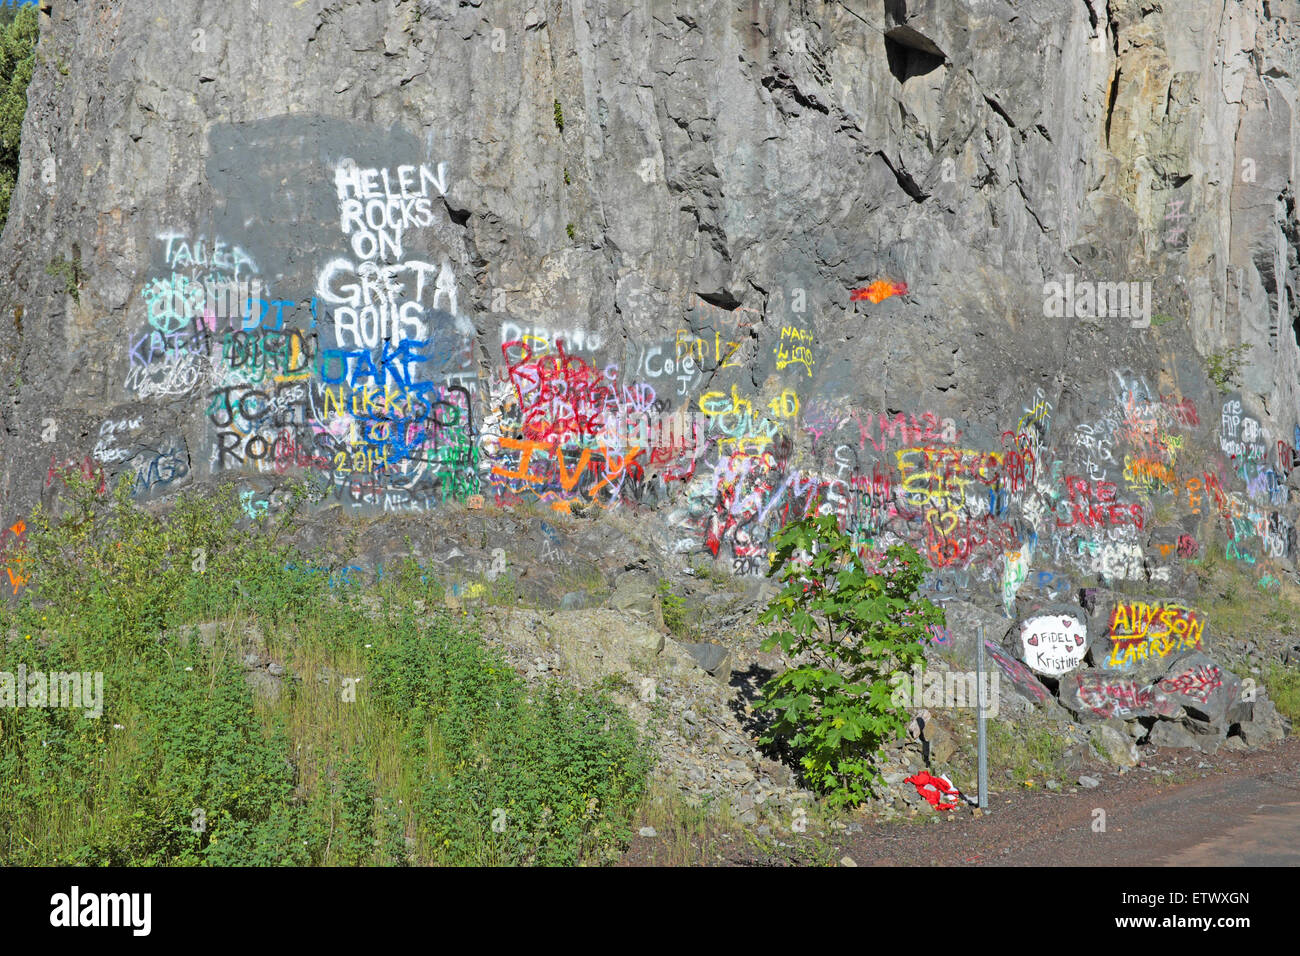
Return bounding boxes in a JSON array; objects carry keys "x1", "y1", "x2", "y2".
[
  {"x1": 1155, "y1": 652, "x2": 1241, "y2": 729},
  {"x1": 1090, "y1": 723, "x2": 1140, "y2": 767},
  {"x1": 678, "y1": 641, "x2": 732, "y2": 683},
  {"x1": 1092, "y1": 600, "x2": 1210, "y2": 682},
  {"x1": 1060, "y1": 670, "x2": 1181, "y2": 721},
  {"x1": 1016, "y1": 605, "x2": 1089, "y2": 677},
  {"x1": 1147, "y1": 721, "x2": 1199, "y2": 749}
]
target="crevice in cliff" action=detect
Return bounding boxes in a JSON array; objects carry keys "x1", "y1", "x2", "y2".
[
  {"x1": 883, "y1": 31, "x2": 946, "y2": 84},
  {"x1": 875, "y1": 150, "x2": 927, "y2": 203},
  {"x1": 1104, "y1": 3, "x2": 1120, "y2": 148},
  {"x1": 1245, "y1": 191, "x2": 1300, "y2": 357},
  {"x1": 697, "y1": 290, "x2": 743, "y2": 312},
  {"x1": 1104, "y1": 66, "x2": 1121, "y2": 147},
  {"x1": 1282, "y1": 191, "x2": 1300, "y2": 351},
  {"x1": 760, "y1": 71, "x2": 829, "y2": 116},
  {"x1": 983, "y1": 94, "x2": 1016, "y2": 131},
  {"x1": 1015, "y1": 177, "x2": 1049, "y2": 235},
  {"x1": 442, "y1": 196, "x2": 470, "y2": 226}
]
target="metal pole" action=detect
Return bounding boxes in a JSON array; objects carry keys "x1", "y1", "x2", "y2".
[{"x1": 977, "y1": 623, "x2": 988, "y2": 809}]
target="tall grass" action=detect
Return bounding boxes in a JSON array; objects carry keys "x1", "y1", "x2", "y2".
[
  {"x1": 983, "y1": 717, "x2": 1068, "y2": 786},
  {"x1": 1264, "y1": 663, "x2": 1300, "y2": 729},
  {"x1": 0, "y1": 475, "x2": 651, "y2": 865}
]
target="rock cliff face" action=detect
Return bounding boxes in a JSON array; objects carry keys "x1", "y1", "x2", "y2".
[{"x1": 1, "y1": 2, "x2": 1299, "y2": 699}]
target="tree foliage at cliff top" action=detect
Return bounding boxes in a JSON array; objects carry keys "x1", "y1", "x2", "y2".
[{"x1": 0, "y1": 2, "x2": 36, "y2": 234}]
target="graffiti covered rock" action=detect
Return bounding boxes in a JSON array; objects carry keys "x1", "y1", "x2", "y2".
[{"x1": 1018, "y1": 611, "x2": 1088, "y2": 676}]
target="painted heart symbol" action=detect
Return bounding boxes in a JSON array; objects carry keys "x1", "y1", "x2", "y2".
[
  {"x1": 1061, "y1": 618, "x2": 1073, "y2": 629},
  {"x1": 930, "y1": 511, "x2": 958, "y2": 537},
  {"x1": 1074, "y1": 635, "x2": 1085, "y2": 646},
  {"x1": 1027, "y1": 635, "x2": 1039, "y2": 646}
]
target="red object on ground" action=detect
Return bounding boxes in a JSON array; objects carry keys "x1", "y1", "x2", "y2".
[{"x1": 904, "y1": 771, "x2": 962, "y2": 811}]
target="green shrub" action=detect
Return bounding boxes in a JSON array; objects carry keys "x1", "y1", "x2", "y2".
[
  {"x1": 45, "y1": 255, "x2": 85, "y2": 301},
  {"x1": 0, "y1": 479, "x2": 652, "y2": 866},
  {"x1": 986, "y1": 718, "x2": 1067, "y2": 785},
  {"x1": 20, "y1": 473, "x2": 322, "y2": 654},
  {"x1": 0, "y1": 3, "x2": 36, "y2": 234},
  {"x1": 56, "y1": 648, "x2": 311, "y2": 866},
  {"x1": 1206, "y1": 343, "x2": 1253, "y2": 393},
  {"x1": 657, "y1": 579, "x2": 690, "y2": 639},
  {"x1": 755, "y1": 513, "x2": 943, "y2": 807},
  {"x1": 688, "y1": 559, "x2": 732, "y2": 589},
  {"x1": 1265, "y1": 663, "x2": 1300, "y2": 727},
  {"x1": 379, "y1": 799, "x2": 410, "y2": 866},
  {"x1": 372, "y1": 612, "x2": 652, "y2": 865},
  {"x1": 331, "y1": 754, "x2": 377, "y2": 866}
]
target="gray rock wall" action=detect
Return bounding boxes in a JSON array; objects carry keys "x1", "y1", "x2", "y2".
[{"x1": 1, "y1": 0, "x2": 1298, "y2": 632}]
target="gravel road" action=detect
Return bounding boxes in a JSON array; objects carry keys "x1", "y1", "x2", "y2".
[
  {"x1": 620, "y1": 736, "x2": 1300, "y2": 866},
  {"x1": 831, "y1": 737, "x2": 1300, "y2": 867}
]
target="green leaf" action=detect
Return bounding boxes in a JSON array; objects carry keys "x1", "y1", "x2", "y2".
[{"x1": 753, "y1": 512, "x2": 935, "y2": 808}]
